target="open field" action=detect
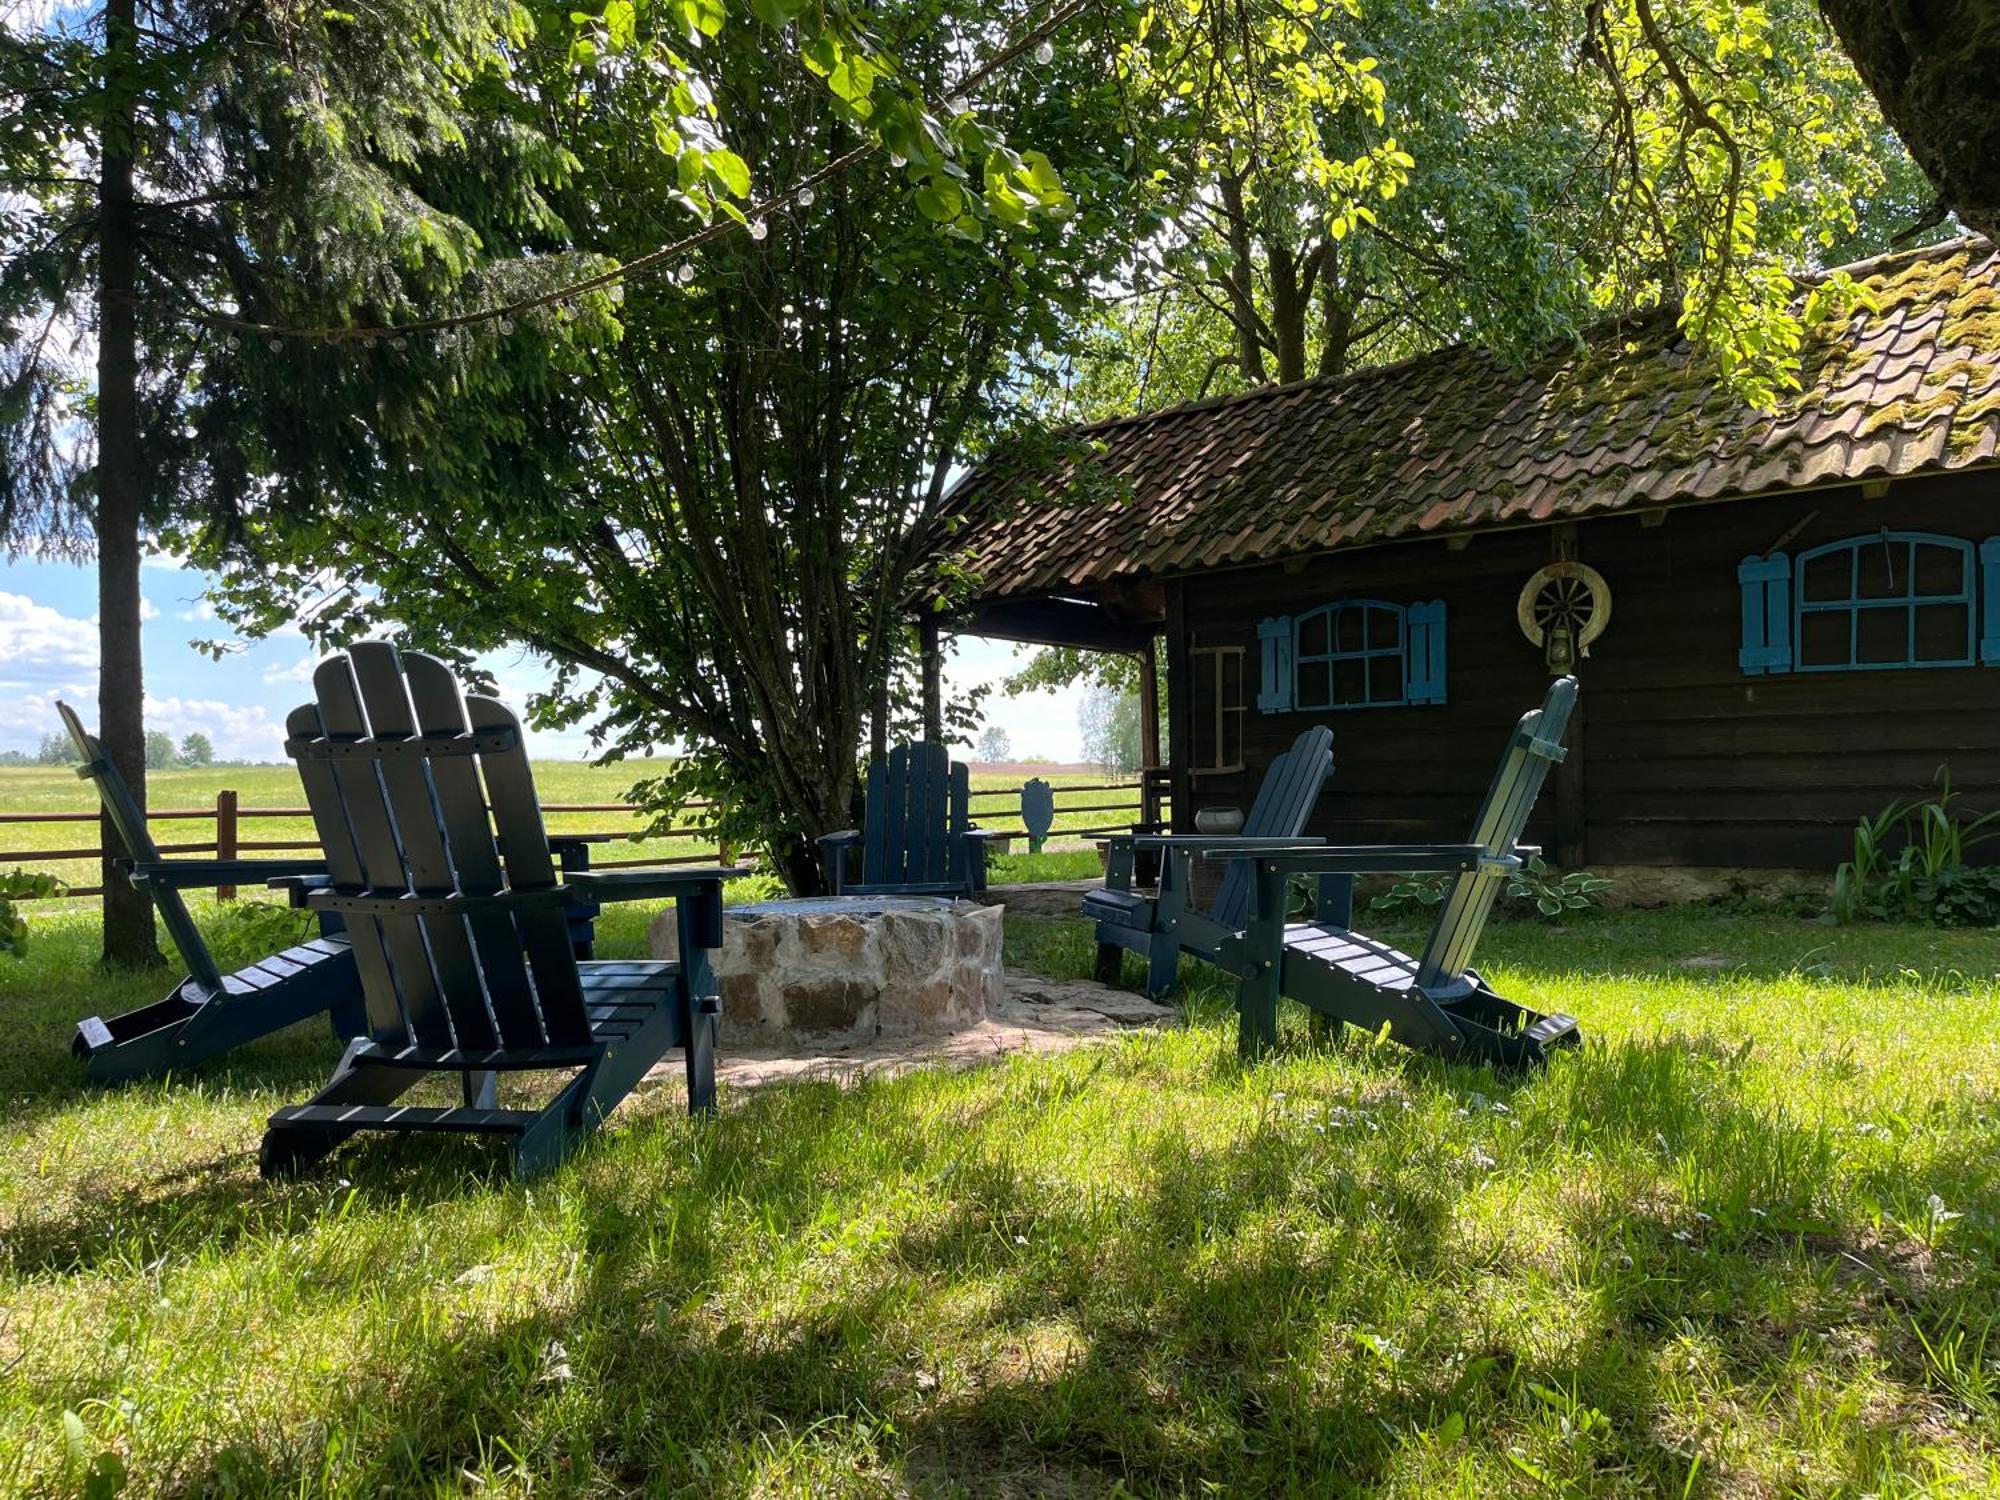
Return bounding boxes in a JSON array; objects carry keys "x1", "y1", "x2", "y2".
[
  {"x1": 1, "y1": 899, "x2": 1997, "y2": 1495},
  {"x1": 0, "y1": 764, "x2": 1140, "y2": 897}
]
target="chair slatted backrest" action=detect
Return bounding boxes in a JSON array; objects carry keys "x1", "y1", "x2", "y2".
[
  {"x1": 862, "y1": 743, "x2": 972, "y2": 889},
  {"x1": 286, "y1": 645, "x2": 589, "y2": 1052},
  {"x1": 55, "y1": 701, "x2": 223, "y2": 991},
  {"x1": 1415, "y1": 676, "x2": 1578, "y2": 989},
  {"x1": 1209, "y1": 724, "x2": 1336, "y2": 932}
]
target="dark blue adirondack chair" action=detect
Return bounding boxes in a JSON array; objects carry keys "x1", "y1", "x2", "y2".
[
  {"x1": 1217, "y1": 677, "x2": 1583, "y2": 1067},
  {"x1": 1085, "y1": 724, "x2": 1335, "y2": 998},
  {"x1": 817, "y1": 742, "x2": 993, "y2": 898},
  {"x1": 260, "y1": 645, "x2": 741, "y2": 1179},
  {"x1": 57, "y1": 701, "x2": 367, "y2": 1083}
]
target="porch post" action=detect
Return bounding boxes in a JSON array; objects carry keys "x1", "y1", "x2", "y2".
[
  {"x1": 1138, "y1": 635, "x2": 1161, "y2": 769},
  {"x1": 920, "y1": 614, "x2": 943, "y2": 744},
  {"x1": 1164, "y1": 582, "x2": 1191, "y2": 834}
]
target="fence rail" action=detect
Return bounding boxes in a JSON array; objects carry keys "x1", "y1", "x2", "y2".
[{"x1": 1, "y1": 774, "x2": 1165, "y2": 903}]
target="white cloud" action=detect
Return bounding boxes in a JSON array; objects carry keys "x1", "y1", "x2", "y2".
[
  {"x1": 143, "y1": 694, "x2": 288, "y2": 762},
  {"x1": 0, "y1": 591, "x2": 98, "y2": 677},
  {"x1": 140, "y1": 596, "x2": 159, "y2": 621},
  {"x1": 261, "y1": 650, "x2": 320, "y2": 685}
]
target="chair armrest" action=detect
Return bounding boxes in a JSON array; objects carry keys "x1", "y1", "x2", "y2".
[
  {"x1": 1131, "y1": 835, "x2": 1324, "y2": 854},
  {"x1": 126, "y1": 858, "x2": 328, "y2": 889},
  {"x1": 568, "y1": 865, "x2": 751, "y2": 903},
  {"x1": 1204, "y1": 843, "x2": 1530, "y2": 875}
]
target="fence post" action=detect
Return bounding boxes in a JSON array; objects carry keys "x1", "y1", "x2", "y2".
[
  {"x1": 216, "y1": 789, "x2": 238, "y2": 899},
  {"x1": 717, "y1": 802, "x2": 733, "y2": 866}
]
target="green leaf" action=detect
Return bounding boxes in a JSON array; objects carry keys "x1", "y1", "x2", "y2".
[
  {"x1": 705, "y1": 148, "x2": 751, "y2": 198},
  {"x1": 602, "y1": 0, "x2": 635, "y2": 50},
  {"x1": 915, "y1": 183, "x2": 962, "y2": 222}
]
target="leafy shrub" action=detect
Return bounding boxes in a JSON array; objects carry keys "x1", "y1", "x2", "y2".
[
  {"x1": 0, "y1": 870, "x2": 62, "y2": 958},
  {"x1": 1369, "y1": 858, "x2": 1613, "y2": 921},
  {"x1": 1831, "y1": 767, "x2": 2000, "y2": 925},
  {"x1": 1506, "y1": 855, "x2": 1613, "y2": 919},
  {"x1": 1908, "y1": 866, "x2": 2000, "y2": 929},
  {"x1": 1370, "y1": 874, "x2": 1448, "y2": 915}
]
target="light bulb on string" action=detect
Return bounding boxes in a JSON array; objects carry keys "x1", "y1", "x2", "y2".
[
  {"x1": 1035, "y1": 39, "x2": 1054, "y2": 64},
  {"x1": 797, "y1": 185, "x2": 816, "y2": 207},
  {"x1": 676, "y1": 262, "x2": 696, "y2": 284},
  {"x1": 748, "y1": 218, "x2": 767, "y2": 240}
]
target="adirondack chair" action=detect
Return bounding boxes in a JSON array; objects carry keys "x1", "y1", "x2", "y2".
[
  {"x1": 1085, "y1": 724, "x2": 1335, "y2": 999},
  {"x1": 259, "y1": 644, "x2": 741, "y2": 1179},
  {"x1": 817, "y1": 742, "x2": 994, "y2": 897},
  {"x1": 1216, "y1": 677, "x2": 1583, "y2": 1067},
  {"x1": 56, "y1": 701, "x2": 368, "y2": 1084}
]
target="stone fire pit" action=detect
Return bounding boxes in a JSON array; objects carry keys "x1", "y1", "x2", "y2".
[{"x1": 649, "y1": 896, "x2": 1003, "y2": 1046}]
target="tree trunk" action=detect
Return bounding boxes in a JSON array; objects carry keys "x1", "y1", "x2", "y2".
[
  {"x1": 95, "y1": 0, "x2": 162, "y2": 970},
  {"x1": 1817, "y1": 1, "x2": 2000, "y2": 244},
  {"x1": 1217, "y1": 174, "x2": 1269, "y2": 384},
  {"x1": 1268, "y1": 240, "x2": 1306, "y2": 385}
]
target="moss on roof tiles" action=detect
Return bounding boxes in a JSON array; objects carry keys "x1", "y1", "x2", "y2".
[{"x1": 939, "y1": 237, "x2": 2000, "y2": 601}]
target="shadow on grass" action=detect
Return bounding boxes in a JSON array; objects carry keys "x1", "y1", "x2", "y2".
[{"x1": 24, "y1": 1033, "x2": 1981, "y2": 1495}]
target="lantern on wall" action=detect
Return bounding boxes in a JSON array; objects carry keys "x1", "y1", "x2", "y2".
[{"x1": 1517, "y1": 561, "x2": 1612, "y2": 674}]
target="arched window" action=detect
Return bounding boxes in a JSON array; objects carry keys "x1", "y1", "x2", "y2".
[
  {"x1": 1741, "y1": 531, "x2": 2000, "y2": 675},
  {"x1": 1255, "y1": 598, "x2": 1446, "y2": 714}
]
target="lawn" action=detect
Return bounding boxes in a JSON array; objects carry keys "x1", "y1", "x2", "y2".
[
  {"x1": 2, "y1": 897, "x2": 1998, "y2": 1496},
  {"x1": 0, "y1": 763, "x2": 1136, "y2": 898}
]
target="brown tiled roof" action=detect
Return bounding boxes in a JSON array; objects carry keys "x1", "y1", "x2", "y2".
[{"x1": 939, "y1": 238, "x2": 2000, "y2": 602}]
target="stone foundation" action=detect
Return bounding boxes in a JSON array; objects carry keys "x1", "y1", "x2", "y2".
[{"x1": 649, "y1": 897, "x2": 1003, "y2": 1047}]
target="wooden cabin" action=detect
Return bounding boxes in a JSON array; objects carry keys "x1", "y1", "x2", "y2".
[{"x1": 924, "y1": 238, "x2": 2000, "y2": 874}]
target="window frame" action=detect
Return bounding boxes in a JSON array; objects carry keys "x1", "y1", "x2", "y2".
[
  {"x1": 1189, "y1": 643, "x2": 1246, "y2": 776},
  {"x1": 1292, "y1": 599, "x2": 1410, "y2": 712},
  {"x1": 1791, "y1": 530, "x2": 1977, "y2": 674}
]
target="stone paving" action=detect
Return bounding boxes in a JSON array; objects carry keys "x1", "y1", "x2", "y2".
[{"x1": 640, "y1": 877, "x2": 1174, "y2": 1091}]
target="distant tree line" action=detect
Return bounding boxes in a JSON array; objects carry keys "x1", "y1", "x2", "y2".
[{"x1": 18, "y1": 728, "x2": 216, "y2": 769}]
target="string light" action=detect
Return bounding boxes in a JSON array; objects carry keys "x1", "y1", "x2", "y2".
[
  {"x1": 676, "y1": 262, "x2": 696, "y2": 283},
  {"x1": 748, "y1": 218, "x2": 767, "y2": 240},
  {"x1": 1035, "y1": 39, "x2": 1055, "y2": 63},
  {"x1": 797, "y1": 185, "x2": 816, "y2": 206}
]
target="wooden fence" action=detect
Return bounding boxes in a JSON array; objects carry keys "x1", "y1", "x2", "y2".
[{"x1": 0, "y1": 773, "x2": 1165, "y2": 904}]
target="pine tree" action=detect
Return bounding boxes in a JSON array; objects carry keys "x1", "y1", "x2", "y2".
[{"x1": 1, "y1": 0, "x2": 560, "y2": 961}]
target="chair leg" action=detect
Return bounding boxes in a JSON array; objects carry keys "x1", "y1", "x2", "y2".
[
  {"x1": 1144, "y1": 933, "x2": 1180, "y2": 1000},
  {"x1": 1093, "y1": 940, "x2": 1123, "y2": 987},
  {"x1": 684, "y1": 1006, "x2": 717, "y2": 1115},
  {"x1": 1236, "y1": 968, "x2": 1280, "y2": 1058},
  {"x1": 464, "y1": 1070, "x2": 498, "y2": 1109}
]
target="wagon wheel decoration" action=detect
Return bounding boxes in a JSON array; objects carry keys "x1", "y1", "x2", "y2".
[{"x1": 1517, "y1": 562, "x2": 1611, "y2": 673}]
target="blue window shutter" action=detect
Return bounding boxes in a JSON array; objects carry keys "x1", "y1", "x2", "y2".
[
  {"x1": 1983, "y1": 539, "x2": 2000, "y2": 666},
  {"x1": 1406, "y1": 600, "x2": 1447, "y2": 704},
  {"x1": 1256, "y1": 616, "x2": 1293, "y2": 712},
  {"x1": 1737, "y1": 553, "x2": 1792, "y2": 675}
]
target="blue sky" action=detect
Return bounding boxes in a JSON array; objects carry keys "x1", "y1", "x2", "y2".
[{"x1": 0, "y1": 553, "x2": 1088, "y2": 763}]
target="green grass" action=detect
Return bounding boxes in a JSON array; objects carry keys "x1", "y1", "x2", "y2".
[
  {"x1": 3, "y1": 901, "x2": 1998, "y2": 1496},
  {"x1": 0, "y1": 765, "x2": 1134, "y2": 897}
]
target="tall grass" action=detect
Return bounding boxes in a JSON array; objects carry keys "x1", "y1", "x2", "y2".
[{"x1": 1, "y1": 904, "x2": 1996, "y2": 1495}]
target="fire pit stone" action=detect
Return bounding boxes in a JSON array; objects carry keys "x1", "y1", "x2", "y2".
[{"x1": 648, "y1": 895, "x2": 1003, "y2": 1046}]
